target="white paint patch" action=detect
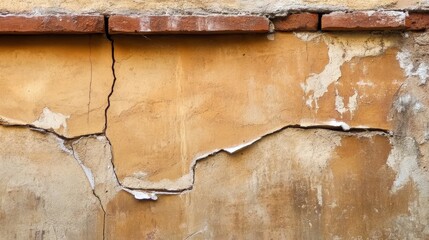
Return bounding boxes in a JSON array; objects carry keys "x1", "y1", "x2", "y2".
[
  {"x1": 335, "y1": 90, "x2": 347, "y2": 116},
  {"x1": 348, "y1": 90, "x2": 359, "y2": 117},
  {"x1": 302, "y1": 35, "x2": 395, "y2": 109},
  {"x1": 397, "y1": 51, "x2": 429, "y2": 85},
  {"x1": 122, "y1": 188, "x2": 158, "y2": 200},
  {"x1": 224, "y1": 137, "x2": 262, "y2": 153},
  {"x1": 57, "y1": 138, "x2": 73, "y2": 155},
  {"x1": 387, "y1": 137, "x2": 429, "y2": 207},
  {"x1": 325, "y1": 120, "x2": 351, "y2": 131},
  {"x1": 32, "y1": 107, "x2": 69, "y2": 132},
  {"x1": 301, "y1": 119, "x2": 351, "y2": 131},
  {"x1": 72, "y1": 149, "x2": 95, "y2": 190}
]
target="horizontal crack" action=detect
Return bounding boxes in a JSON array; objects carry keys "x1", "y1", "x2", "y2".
[
  {"x1": 119, "y1": 123, "x2": 392, "y2": 196},
  {"x1": 0, "y1": 122, "x2": 105, "y2": 141}
]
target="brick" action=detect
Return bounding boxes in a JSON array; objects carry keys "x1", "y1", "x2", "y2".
[
  {"x1": 108, "y1": 15, "x2": 270, "y2": 34},
  {"x1": 0, "y1": 15, "x2": 105, "y2": 34},
  {"x1": 406, "y1": 13, "x2": 429, "y2": 30},
  {"x1": 272, "y1": 13, "x2": 319, "y2": 31},
  {"x1": 322, "y1": 11, "x2": 406, "y2": 31}
]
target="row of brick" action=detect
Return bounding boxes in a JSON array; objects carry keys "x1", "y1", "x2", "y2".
[{"x1": 0, "y1": 12, "x2": 428, "y2": 34}]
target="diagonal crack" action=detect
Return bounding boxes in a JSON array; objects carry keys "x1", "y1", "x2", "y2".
[{"x1": 69, "y1": 143, "x2": 106, "y2": 240}]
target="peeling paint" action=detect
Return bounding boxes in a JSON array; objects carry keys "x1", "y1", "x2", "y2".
[
  {"x1": 387, "y1": 137, "x2": 429, "y2": 234},
  {"x1": 397, "y1": 51, "x2": 429, "y2": 85},
  {"x1": 300, "y1": 119, "x2": 351, "y2": 131},
  {"x1": 32, "y1": 107, "x2": 69, "y2": 133},
  {"x1": 72, "y1": 147, "x2": 96, "y2": 190},
  {"x1": 122, "y1": 188, "x2": 158, "y2": 200},
  {"x1": 223, "y1": 137, "x2": 262, "y2": 154},
  {"x1": 301, "y1": 34, "x2": 396, "y2": 109},
  {"x1": 348, "y1": 90, "x2": 358, "y2": 117}
]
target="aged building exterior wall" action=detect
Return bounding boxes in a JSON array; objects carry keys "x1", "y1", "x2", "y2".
[{"x1": 0, "y1": 5, "x2": 429, "y2": 240}]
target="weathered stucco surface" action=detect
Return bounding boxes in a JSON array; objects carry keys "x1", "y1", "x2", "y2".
[
  {"x1": 107, "y1": 33, "x2": 405, "y2": 190},
  {"x1": 0, "y1": 25, "x2": 429, "y2": 239},
  {"x1": 0, "y1": 35, "x2": 112, "y2": 138},
  {"x1": 0, "y1": 126, "x2": 104, "y2": 239},
  {"x1": 106, "y1": 129, "x2": 422, "y2": 239},
  {"x1": 0, "y1": 0, "x2": 426, "y2": 15}
]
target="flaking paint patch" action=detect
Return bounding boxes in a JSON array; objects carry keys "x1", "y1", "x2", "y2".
[
  {"x1": 300, "y1": 119, "x2": 351, "y2": 131},
  {"x1": 300, "y1": 34, "x2": 397, "y2": 109},
  {"x1": 122, "y1": 188, "x2": 158, "y2": 200},
  {"x1": 335, "y1": 90, "x2": 347, "y2": 116},
  {"x1": 71, "y1": 147, "x2": 95, "y2": 190},
  {"x1": 387, "y1": 137, "x2": 429, "y2": 234},
  {"x1": 32, "y1": 107, "x2": 69, "y2": 133},
  {"x1": 396, "y1": 50, "x2": 429, "y2": 85},
  {"x1": 387, "y1": 137, "x2": 429, "y2": 195},
  {"x1": 348, "y1": 90, "x2": 358, "y2": 117}
]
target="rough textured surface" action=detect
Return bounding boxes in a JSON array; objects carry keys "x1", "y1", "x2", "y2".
[
  {"x1": 106, "y1": 129, "x2": 425, "y2": 239},
  {"x1": 322, "y1": 11, "x2": 407, "y2": 31},
  {"x1": 109, "y1": 15, "x2": 270, "y2": 34},
  {"x1": 0, "y1": 126, "x2": 104, "y2": 239},
  {"x1": 0, "y1": 15, "x2": 104, "y2": 34},
  {"x1": 0, "y1": 0, "x2": 425, "y2": 15},
  {"x1": 272, "y1": 13, "x2": 319, "y2": 31},
  {"x1": 0, "y1": 35, "x2": 112, "y2": 138},
  {"x1": 107, "y1": 33, "x2": 405, "y2": 190},
  {"x1": 2, "y1": 16, "x2": 429, "y2": 239},
  {"x1": 406, "y1": 13, "x2": 429, "y2": 30}
]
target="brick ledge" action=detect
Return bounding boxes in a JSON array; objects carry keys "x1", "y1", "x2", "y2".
[
  {"x1": 0, "y1": 12, "x2": 428, "y2": 35},
  {"x1": 0, "y1": 15, "x2": 105, "y2": 34}
]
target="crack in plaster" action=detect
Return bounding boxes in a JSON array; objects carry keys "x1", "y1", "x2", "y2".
[
  {"x1": 121, "y1": 124, "x2": 391, "y2": 195},
  {"x1": 32, "y1": 107, "x2": 70, "y2": 135}
]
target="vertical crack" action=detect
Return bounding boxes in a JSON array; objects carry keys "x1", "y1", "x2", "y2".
[
  {"x1": 102, "y1": 18, "x2": 118, "y2": 239},
  {"x1": 104, "y1": 16, "x2": 117, "y2": 133}
]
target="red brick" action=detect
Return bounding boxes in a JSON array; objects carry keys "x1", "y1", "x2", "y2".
[
  {"x1": 272, "y1": 13, "x2": 319, "y2": 32},
  {"x1": 406, "y1": 13, "x2": 429, "y2": 30},
  {"x1": 108, "y1": 15, "x2": 270, "y2": 34},
  {"x1": 322, "y1": 11, "x2": 406, "y2": 31},
  {"x1": 0, "y1": 15, "x2": 105, "y2": 34}
]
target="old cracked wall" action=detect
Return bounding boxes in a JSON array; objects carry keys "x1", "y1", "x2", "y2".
[{"x1": 1, "y1": 29, "x2": 429, "y2": 239}]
